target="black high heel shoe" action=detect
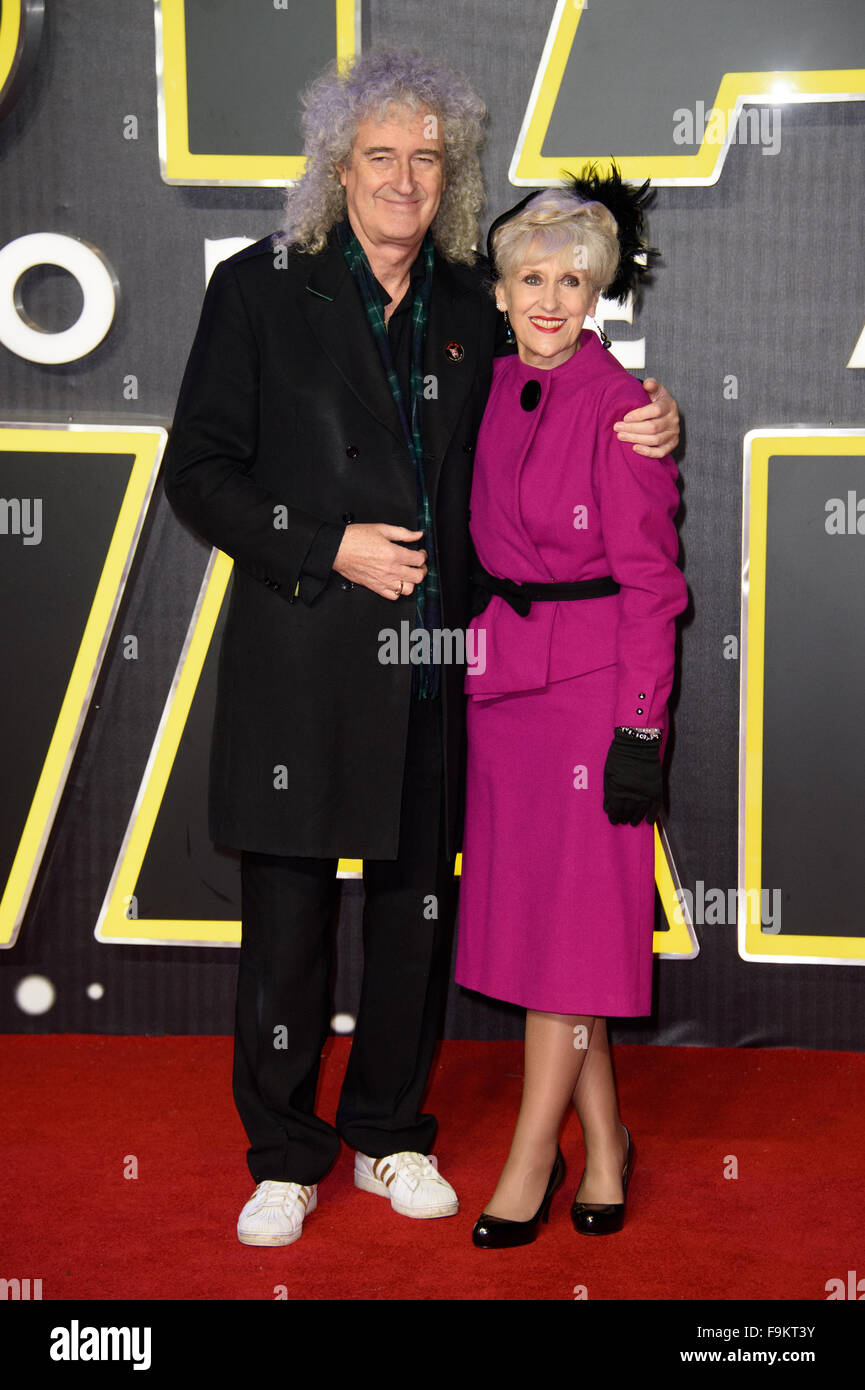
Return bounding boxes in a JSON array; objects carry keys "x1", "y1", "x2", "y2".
[
  {"x1": 472, "y1": 1148, "x2": 565, "y2": 1249},
  {"x1": 570, "y1": 1124, "x2": 633, "y2": 1235}
]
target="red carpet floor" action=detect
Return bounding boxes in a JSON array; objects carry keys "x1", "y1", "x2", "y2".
[{"x1": 1, "y1": 1036, "x2": 862, "y2": 1302}]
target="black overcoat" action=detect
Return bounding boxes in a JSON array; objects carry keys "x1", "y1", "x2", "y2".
[{"x1": 163, "y1": 231, "x2": 498, "y2": 859}]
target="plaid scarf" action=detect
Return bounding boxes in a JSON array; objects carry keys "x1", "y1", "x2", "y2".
[{"x1": 336, "y1": 219, "x2": 440, "y2": 699}]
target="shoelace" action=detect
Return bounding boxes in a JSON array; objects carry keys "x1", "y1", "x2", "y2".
[
  {"x1": 390, "y1": 1152, "x2": 440, "y2": 1190},
  {"x1": 255, "y1": 1180, "x2": 310, "y2": 1207}
]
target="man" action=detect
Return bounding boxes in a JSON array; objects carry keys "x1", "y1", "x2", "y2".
[{"x1": 163, "y1": 48, "x2": 679, "y2": 1246}]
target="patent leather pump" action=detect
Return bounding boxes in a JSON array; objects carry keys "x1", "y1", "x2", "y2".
[
  {"x1": 472, "y1": 1148, "x2": 565, "y2": 1248},
  {"x1": 570, "y1": 1125, "x2": 634, "y2": 1235}
]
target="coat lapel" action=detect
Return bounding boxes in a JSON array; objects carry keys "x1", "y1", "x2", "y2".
[
  {"x1": 424, "y1": 255, "x2": 482, "y2": 506},
  {"x1": 298, "y1": 241, "x2": 406, "y2": 446},
  {"x1": 298, "y1": 240, "x2": 482, "y2": 497}
]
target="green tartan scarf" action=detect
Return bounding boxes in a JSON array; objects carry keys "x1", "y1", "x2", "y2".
[{"x1": 336, "y1": 219, "x2": 440, "y2": 699}]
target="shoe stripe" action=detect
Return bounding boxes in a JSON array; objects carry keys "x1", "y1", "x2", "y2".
[{"x1": 371, "y1": 1158, "x2": 397, "y2": 1188}]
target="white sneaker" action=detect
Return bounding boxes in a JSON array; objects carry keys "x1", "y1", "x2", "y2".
[
  {"x1": 237, "y1": 1180, "x2": 317, "y2": 1246},
  {"x1": 354, "y1": 1151, "x2": 459, "y2": 1219}
]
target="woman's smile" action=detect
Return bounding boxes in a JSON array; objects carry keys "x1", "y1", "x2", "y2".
[{"x1": 528, "y1": 316, "x2": 566, "y2": 332}]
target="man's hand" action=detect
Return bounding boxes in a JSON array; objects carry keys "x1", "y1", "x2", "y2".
[
  {"x1": 333, "y1": 523, "x2": 428, "y2": 599},
  {"x1": 613, "y1": 379, "x2": 679, "y2": 457}
]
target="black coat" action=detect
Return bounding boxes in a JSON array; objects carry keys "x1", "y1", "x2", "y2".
[{"x1": 163, "y1": 232, "x2": 499, "y2": 859}]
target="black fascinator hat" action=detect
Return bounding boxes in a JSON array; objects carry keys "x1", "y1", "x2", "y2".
[{"x1": 486, "y1": 160, "x2": 658, "y2": 305}]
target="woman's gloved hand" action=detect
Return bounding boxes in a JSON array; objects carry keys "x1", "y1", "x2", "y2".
[{"x1": 603, "y1": 728, "x2": 663, "y2": 826}]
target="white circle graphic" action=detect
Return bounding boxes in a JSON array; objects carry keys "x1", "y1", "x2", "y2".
[
  {"x1": 15, "y1": 974, "x2": 56, "y2": 1014},
  {"x1": 0, "y1": 232, "x2": 117, "y2": 363}
]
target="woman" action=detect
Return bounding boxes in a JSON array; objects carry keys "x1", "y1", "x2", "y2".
[{"x1": 455, "y1": 167, "x2": 687, "y2": 1247}]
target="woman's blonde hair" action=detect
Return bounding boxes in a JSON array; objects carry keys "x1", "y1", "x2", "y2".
[{"x1": 490, "y1": 190, "x2": 620, "y2": 295}]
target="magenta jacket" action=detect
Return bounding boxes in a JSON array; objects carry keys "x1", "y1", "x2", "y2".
[{"x1": 465, "y1": 329, "x2": 687, "y2": 734}]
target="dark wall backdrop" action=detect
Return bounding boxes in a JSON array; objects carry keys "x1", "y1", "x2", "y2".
[{"x1": 1, "y1": 1, "x2": 864, "y2": 1048}]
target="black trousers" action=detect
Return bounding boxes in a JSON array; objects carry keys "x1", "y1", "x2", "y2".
[{"x1": 232, "y1": 696, "x2": 458, "y2": 1185}]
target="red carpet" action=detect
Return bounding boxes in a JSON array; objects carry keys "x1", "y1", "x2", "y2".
[{"x1": 2, "y1": 1036, "x2": 862, "y2": 1302}]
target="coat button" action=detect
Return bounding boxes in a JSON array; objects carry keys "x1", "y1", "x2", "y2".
[
  {"x1": 638, "y1": 691, "x2": 646, "y2": 699},
  {"x1": 636, "y1": 707, "x2": 644, "y2": 715},
  {"x1": 345, "y1": 445, "x2": 360, "y2": 458},
  {"x1": 341, "y1": 579, "x2": 354, "y2": 591},
  {"x1": 342, "y1": 512, "x2": 354, "y2": 523}
]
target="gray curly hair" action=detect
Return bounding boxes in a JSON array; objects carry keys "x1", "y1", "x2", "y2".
[{"x1": 277, "y1": 48, "x2": 486, "y2": 264}]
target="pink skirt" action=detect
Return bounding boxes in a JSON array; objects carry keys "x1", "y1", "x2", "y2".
[{"x1": 455, "y1": 663, "x2": 655, "y2": 1016}]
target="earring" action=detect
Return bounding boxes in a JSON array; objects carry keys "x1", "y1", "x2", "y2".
[
  {"x1": 589, "y1": 316, "x2": 611, "y2": 349},
  {"x1": 502, "y1": 308, "x2": 515, "y2": 344}
]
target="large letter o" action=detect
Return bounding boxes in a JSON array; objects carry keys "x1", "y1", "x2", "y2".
[{"x1": 0, "y1": 233, "x2": 117, "y2": 363}]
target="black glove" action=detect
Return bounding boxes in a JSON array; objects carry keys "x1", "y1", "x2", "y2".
[{"x1": 603, "y1": 730, "x2": 663, "y2": 826}]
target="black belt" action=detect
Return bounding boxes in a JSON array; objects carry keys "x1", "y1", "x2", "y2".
[{"x1": 471, "y1": 565, "x2": 620, "y2": 618}]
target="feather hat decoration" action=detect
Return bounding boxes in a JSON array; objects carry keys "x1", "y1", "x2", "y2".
[{"x1": 486, "y1": 160, "x2": 658, "y2": 305}]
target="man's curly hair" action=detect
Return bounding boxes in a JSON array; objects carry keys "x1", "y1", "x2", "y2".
[{"x1": 277, "y1": 48, "x2": 487, "y2": 264}]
